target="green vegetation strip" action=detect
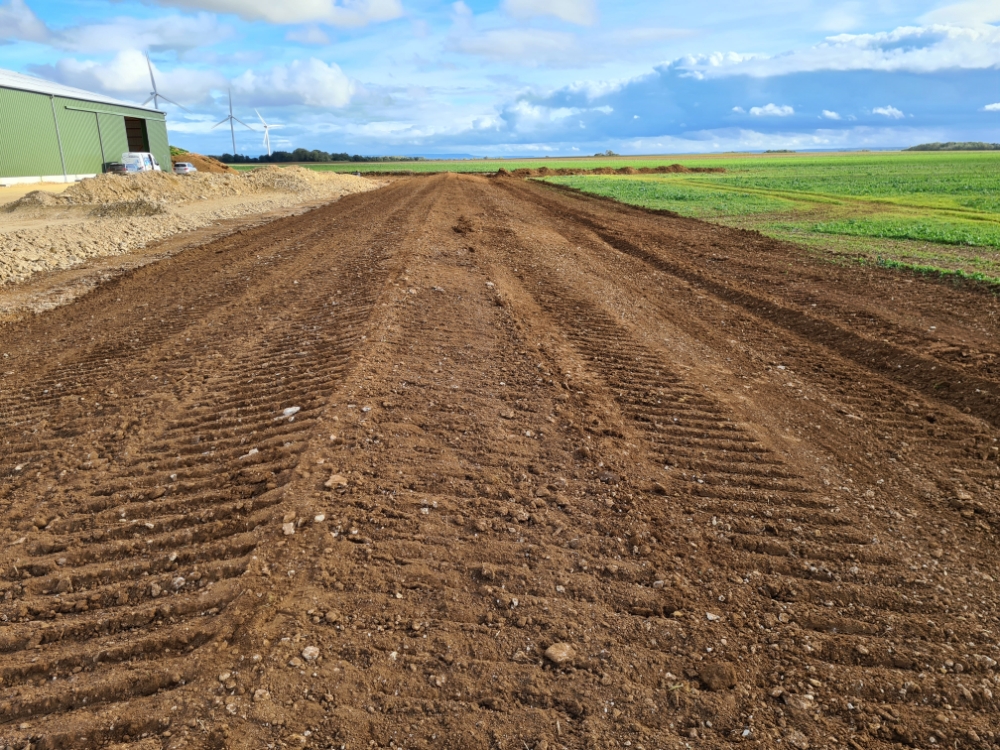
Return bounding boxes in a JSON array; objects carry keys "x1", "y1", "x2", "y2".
[
  {"x1": 538, "y1": 151, "x2": 1000, "y2": 284},
  {"x1": 545, "y1": 176, "x2": 796, "y2": 217},
  {"x1": 811, "y1": 217, "x2": 1000, "y2": 249}
]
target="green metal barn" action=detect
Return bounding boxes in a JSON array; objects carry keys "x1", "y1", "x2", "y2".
[{"x1": 0, "y1": 68, "x2": 170, "y2": 186}]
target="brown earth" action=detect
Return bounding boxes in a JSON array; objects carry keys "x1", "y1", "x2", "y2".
[
  {"x1": 170, "y1": 153, "x2": 236, "y2": 174},
  {"x1": 1, "y1": 173, "x2": 999, "y2": 750}
]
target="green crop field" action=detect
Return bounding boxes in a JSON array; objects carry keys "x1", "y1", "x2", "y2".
[{"x1": 541, "y1": 151, "x2": 1000, "y2": 284}]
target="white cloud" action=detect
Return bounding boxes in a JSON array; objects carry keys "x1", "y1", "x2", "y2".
[
  {"x1": 677, "y1": 24, "x2": 1000, "y2": 78},
  {"x1": 920, "y1": 1, "x2": 1000, "y2": 26},
  {"x1": 732, "y1": 106, "x2": 745, "y2": 113},
  {"x1": 873, "y1": 105, "x2": 904, "y2": 118},
  {"x1": 820, "y1": 2, "x2": 864, "y2": 32},
  {"x1": 750, "y1": 103, "x2": 794, "y2": 116},
  {"x1": 449, "y1": 25, "x2": 584, "y2": 67},
  {"x1": 286, "y1": 26, "x2": 331, "y2": 45},
  {"x1": 36, "y1": 49, "x2": 225, "y2": 106},
  {"x1": 822, "y1": 109, "x2": 841, "y2": 119},
  {"x1": 607, "y1": 27, "x2": 693, "y2": 45},
  {"x1": 502, "y1": 0, "x2": 597, "y2": 26},
  {"x1": 625, "y1": 126, "x2": 946, "y2": 154},
  {"x1": 0, "y1": 0, "x2": 50, "y2": 43},
  {"x1": 55, "y1": 14, "x2": 231, "y2": 53},
  {"x1": 233, "y1": 58, "x2": 354, "y2": 107},
  {"x1": 984, "y1": 102, "x2": 1000, "y2": 111},
  {"x1": 501, "y1": 101, "x2": 613, "y2": 133},
  {"x1": 145, "y1": 0, "x2": 403, "y2": 26}
]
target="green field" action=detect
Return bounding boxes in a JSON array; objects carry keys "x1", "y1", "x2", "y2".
[{"x1": 541, "y1": 151, "x2": 1000, "y2": 284}]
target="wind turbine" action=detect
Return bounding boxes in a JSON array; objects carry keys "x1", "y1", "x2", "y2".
[
  {"x1": 213, "y1": 89, "x2": 255, "y2": 155},
  {"x1": 141, "y1": 53, "x2": 188, "y2": 111},
  {"x1": 255, "y1": 109, "x2": 283, "y2": 156}
]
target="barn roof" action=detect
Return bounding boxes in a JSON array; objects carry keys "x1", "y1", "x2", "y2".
[{"x1": 0, "y1": 68, "x2": 164, "y2": 114}]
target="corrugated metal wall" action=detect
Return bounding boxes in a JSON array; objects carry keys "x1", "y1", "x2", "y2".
[
  {"x1": 146, "y1": 119, "x2": 169, "y2": 169},
  {"x1": 0, "y1": 87, "x2": 63, "y2": 178},
  {"x1": 98, "y1": 113, "x2": 129, "y2": 164},
  {"x1": 56, "y1": 98, "x2": 170, "y2": 173},
  {"x1": 58, "y1": 109, "x2": 104, "y2": 175},
  {"x1": 0, "y1": 87, "x2": 170, "y2": 179}
]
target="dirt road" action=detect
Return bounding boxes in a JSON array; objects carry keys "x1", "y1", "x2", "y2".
[{"x1": 2, "y1": 174, "x2": 999, "y2": 750}]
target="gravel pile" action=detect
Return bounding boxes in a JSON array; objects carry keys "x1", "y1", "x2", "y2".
[{"x1": 0, "y1": 167, "x2": 378, "y2": 287}]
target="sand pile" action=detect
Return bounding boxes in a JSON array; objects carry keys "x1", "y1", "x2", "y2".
[
  {"x1": 0, "y1": 167, "x2": 381, "y2": 286},
  {"x1": 6, "y1": 166, "x2": 359, "y2": 213}
]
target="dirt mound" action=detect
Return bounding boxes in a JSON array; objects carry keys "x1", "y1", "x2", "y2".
[
  {"x1": 89, "y1": 199, "x2": 167, "y2": 218},
  {"x1": 4, "y1": 166, "x2": 370, "y2": 209},
  {"x1": 3, "y1": 190, "x2": 68, "y2": 211},
  {"x1": 0, "y1": 166, "x2": 381, "y2": 286},
  {"x1": 171, "y1": 152, "x2": 236, "y2": 174},
  {"x1": 494, "y1": 164, "x2": 726, "y2": 178}
]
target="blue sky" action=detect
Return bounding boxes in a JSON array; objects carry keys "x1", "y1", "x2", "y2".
[{"x1": 1, "y1": 0, "x2": 999, "y2": 156}]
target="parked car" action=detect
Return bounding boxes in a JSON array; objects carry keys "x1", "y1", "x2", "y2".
[
  {"x1": 174, "y1": 162, "x2": 198, "y2": 175},
  {"x1": 121, "y1": 152, "x2": 162, "y2": 173},
  {"x1": 104, "y1": 162, "x2": 127, "y2": 175}
]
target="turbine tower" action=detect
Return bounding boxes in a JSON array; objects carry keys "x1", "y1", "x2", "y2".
[
  {"x1": 141, "y1": 53, "x2": 188, "y2": 111},
  {"x1": 255, "y1": 109, "x2": 282, "y2": 156},
  {"x1": 213, "y1": 90, "x2": 255, "y2": 155}
]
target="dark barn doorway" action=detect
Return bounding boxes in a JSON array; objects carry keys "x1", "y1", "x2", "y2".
[{"x1": 124, "y1": 117, "x2": 149, "y2": 152}]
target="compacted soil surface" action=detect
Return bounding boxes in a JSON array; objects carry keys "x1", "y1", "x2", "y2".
[{"x1": 1, "y1": 174, "x2": 1000, "y2": 750}]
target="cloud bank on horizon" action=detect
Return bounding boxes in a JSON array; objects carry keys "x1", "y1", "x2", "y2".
[{"x1": 1, "y1": 0, "x2": 999, "y2": 156}]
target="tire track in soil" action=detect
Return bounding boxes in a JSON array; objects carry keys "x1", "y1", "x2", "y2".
[
  {"x1": 1, "y1": 174, "x2": 999, "y2": 749},
  {"x1": 231, "y1": 175, "x2": 766, "y2": 750},
  {"x1": 0, "y1": 179, "x2": 434, "y2": 748},
  {"x1": 474, "y1": 176, "x2": 1000, "y2": 747}
]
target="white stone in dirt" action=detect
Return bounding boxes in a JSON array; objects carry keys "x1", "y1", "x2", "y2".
[
  {"x1": 544, "y1": 643, "x2": 575, "y2": 665},
  {"x1": 150, "y1": 582, "x2": 162, "y2": 597},
  {"x1": 282, "y1": 522, "x2": 295, "y2": 536},
  {"x1": 281, "y1": 406, "x2": 301, "y2": 418},
  {"x1": 324, "y1": 473, "x2": 348, "y2": 489},
  {"x1": 302, "y1": 646, "x2": 320, "y2": 662}
]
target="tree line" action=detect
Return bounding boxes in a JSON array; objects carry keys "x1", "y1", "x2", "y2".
[
  {"x1": 212, "y1": 149, "x2": 425, "y2": 164},
  {"x1": 905, "y1": 142, "x2": 1000, "y2": 151}
]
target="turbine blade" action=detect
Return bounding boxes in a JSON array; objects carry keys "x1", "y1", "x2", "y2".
[
  {"x1": 155, "y1": 94, "x2": 190, "y2": 113},
  {"x1": 255, "y1": 108, "x2": 267, "y2": 126},
  {"x1": 212, "y1": 117, "x2": 230, "y2": 129},
  {"x1": 233, "y1": 116, "x2": 256, "y2": 131},
  {"x1": 141, "y1": 95, "x2": 155, "y2": 106},
  {"x1": 146, "y1": 53, "x2": 158, "y2": 92}
]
